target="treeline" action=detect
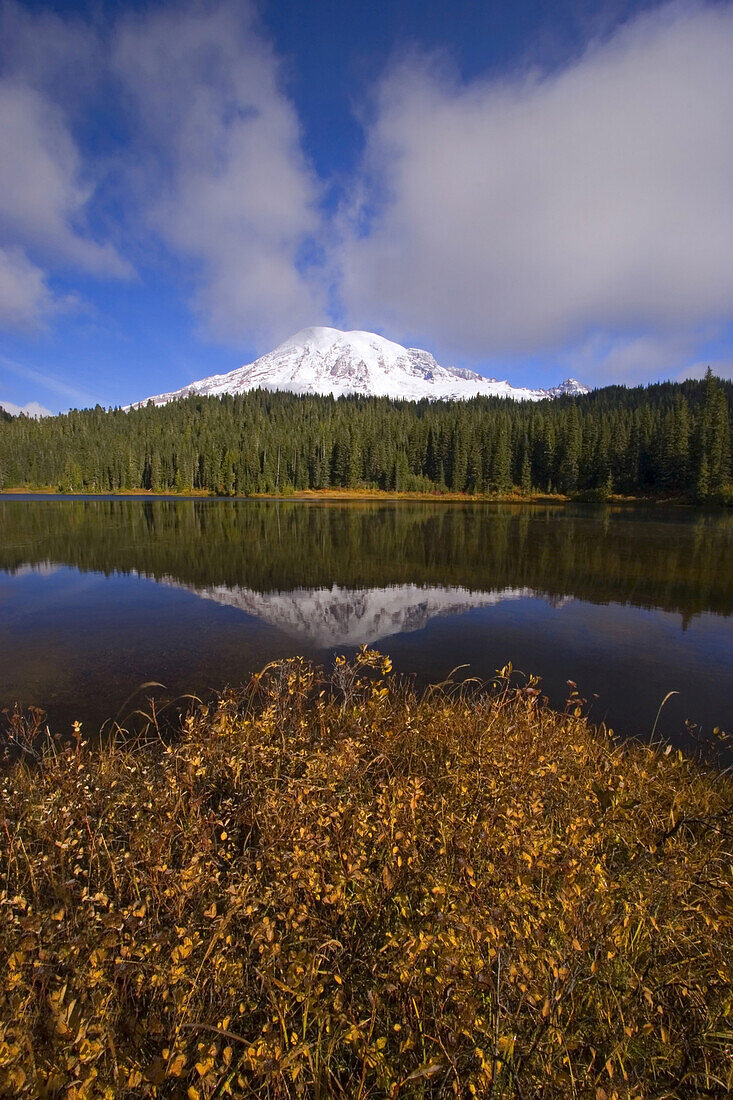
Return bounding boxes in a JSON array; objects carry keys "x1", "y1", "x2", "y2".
[{"x1": 0, "y1": 370, "x2": 730, "y2": 499}]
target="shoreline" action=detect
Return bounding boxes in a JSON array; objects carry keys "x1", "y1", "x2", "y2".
[{"x1": 0, "y1": 485, "x2": 699, "y2": 506}]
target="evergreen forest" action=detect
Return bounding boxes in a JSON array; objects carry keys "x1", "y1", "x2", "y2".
[{"x1": 0, "y1": 370, "x2": 730, "y2": 500}]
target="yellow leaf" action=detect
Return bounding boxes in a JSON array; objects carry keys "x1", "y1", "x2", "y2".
[
  {"x1": 497, "y1": 1035, "x2": 515, "y2": 1058},
  {"x1": 402, "y1": 1062, "x2": 444, "y2": 1083},
  {"x1": 168, "y1": 1054, "x2": 186, "y2": 1077}
]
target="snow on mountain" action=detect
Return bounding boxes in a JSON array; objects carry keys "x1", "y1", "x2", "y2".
[
  {"x1": 544, "y1": 379, "x2": 588, "y2": 398},
  {"x1": 159, "y1": 580, "x2": 536, "y2": 648},
  {"x1": 130, "y1": 327, "x2": 588, "y2": 407}
]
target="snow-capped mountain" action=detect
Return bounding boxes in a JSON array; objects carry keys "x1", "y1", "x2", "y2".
[
  {"x1": 130, "y1": 327, "x2": 588, "y2": 407},
  {"x1": 159, "y1": 580, "x2": 536, "y2": 648},
  {"x1": 544, "y1": 379, "x2": 589, "y2": 398}
]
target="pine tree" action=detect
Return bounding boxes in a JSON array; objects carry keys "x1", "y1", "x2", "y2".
[
  {"x1": 490, "y1": 424, "x2": 512, "y2": 493},
  {"x1": 695, "y1": 369, "x2": 730, "y2": 498},
  {"x1": 520, "y1": 449, "x2": 532, "y2": 495},
  {"x1": 559, "y1": 406, "x2": 581, "y2": 493},
  {"x1": 709, "y1": 389, "x2": 731, "y2": 493},
  {"x1": 449, "y1": 425, "x2": 468, "y2": 491}
]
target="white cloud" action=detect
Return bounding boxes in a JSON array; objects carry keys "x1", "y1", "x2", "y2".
[
  {"x1": 0, "y1": 82, "x2": 129, "y2": 277},
  {"x1": 556, "y1": 330, "x2": 717, "y2": 387},
  {"x1": 0, "y1": 0, "x2": 98, "y2": 99},
  {"x1": 0, "y1": 397, "x2": 52, "y2": 418},
  {"x1": 550, "y1": 328, "x2": 733, "y2": 388},
  {"x1": 341, "y1": 2, "x2": 733, "y2": 362},
  {"x1": 1, "y1": 0, "x2": 325, "y2": 345},
  {"x1": 676, "y1": 358, "x2": 733, "y2": 382},
  {"x1": 112, "y1": 0, "x2": 327, "y2": 344},
  {"x1": 0, "y1": 246, "x2": 54, "y2": 328},
  {"x1": 0, "y1": 1, "x2": 130, "y2": 330}
]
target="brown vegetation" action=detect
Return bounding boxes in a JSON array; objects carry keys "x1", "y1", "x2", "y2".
[{"x1": 1, "y1": 651, "x2": 732, "y2": 1098}]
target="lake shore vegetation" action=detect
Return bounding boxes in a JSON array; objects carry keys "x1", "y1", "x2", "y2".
[
  {"x1": 0, "y1": 485, "x2": 710, "y2": 504},
  {"x1": 1, "y1": 372, "x2": 730, "y2": 503},
  {"x1": 2, "y1": 651, "x2": 732, "y2": 1098}
]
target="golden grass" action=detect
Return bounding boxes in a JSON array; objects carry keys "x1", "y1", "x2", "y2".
[
  {"x1": 0, "y1": 486, "x2": 567, "y2": 502},
  {"x1": 1, "y1": 651, "x2": 732, "y2": 1098}
]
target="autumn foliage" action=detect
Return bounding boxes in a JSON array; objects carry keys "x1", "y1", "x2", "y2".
[{"x1": 1, "y1": 651, "x2": 732, "y2": 1098}]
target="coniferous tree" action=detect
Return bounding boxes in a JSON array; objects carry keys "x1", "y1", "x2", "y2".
[
  {"x1": 558, "y1": 406, "x2": 581, "y2": 493},
  {"x1": 490, "y1": 424, "x2": 512, "y2": 493},
  {"x1": 520, "y1": 447, "x2": 532, "y2": 495}
]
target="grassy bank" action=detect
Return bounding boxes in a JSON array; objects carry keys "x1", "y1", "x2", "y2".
[
  {"x1": 1, "y1": 652, "x2": 732, "y2": 1098},
  {"x1": 0, "y1": 485, "x2": 569, "y2": 502},
  {"x1": 0, "y1": 484, "x2": 710, "y2": 505}
]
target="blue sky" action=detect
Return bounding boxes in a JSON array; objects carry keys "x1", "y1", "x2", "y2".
[{"x1": 1, "y1": 0, "x2": 732, "y2": 413}]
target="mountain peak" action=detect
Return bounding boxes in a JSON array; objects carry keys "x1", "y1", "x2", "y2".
[
  {"x1": 274, "y1": 326, "x2": 348, "y2": 352},
  {"x1": 130, "y1": 327, "x2": 589, "y2": 407},
  {"x1": 546, "y1": 378, "x2": 589, "y2": 398},
  {"x1": 273, "y1": 326, "x2": 429, "y2": 366}
]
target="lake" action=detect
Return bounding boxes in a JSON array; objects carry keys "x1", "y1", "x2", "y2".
[{"x1": 1, "y1": 496, "x2": 731, "y2": 749}]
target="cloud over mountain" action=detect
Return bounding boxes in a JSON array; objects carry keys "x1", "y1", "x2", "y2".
[
  {"x1": 0, "y1": 0, "x2": 325, "y2": 342},
  {"x1": 341, "y1": 3, "x2": 733, "y2": 360},
  {"x1": 112, "y1": 1, "x2": 327, "y2": 344}
]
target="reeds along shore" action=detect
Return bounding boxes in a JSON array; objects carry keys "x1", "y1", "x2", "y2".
[{"x1": 1, "y1": 651, "x2": 732, "y2": 1098}]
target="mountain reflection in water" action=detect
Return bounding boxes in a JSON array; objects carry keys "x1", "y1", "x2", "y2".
[
  {"x1": 160, "y1": 582, "x2": 539, "y2": 648},
  {"x1": 0, "y1": 498, "x2": 731, "y2": 744}
]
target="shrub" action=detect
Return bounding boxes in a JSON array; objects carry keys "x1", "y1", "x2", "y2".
[{"x1": 1, "y1": 651, "x2": 732, "y2": 1097}]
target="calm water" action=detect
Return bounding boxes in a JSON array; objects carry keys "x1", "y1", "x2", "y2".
[{"x1": 1, "y1": 496, "x2": 732, "y2": 748}]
